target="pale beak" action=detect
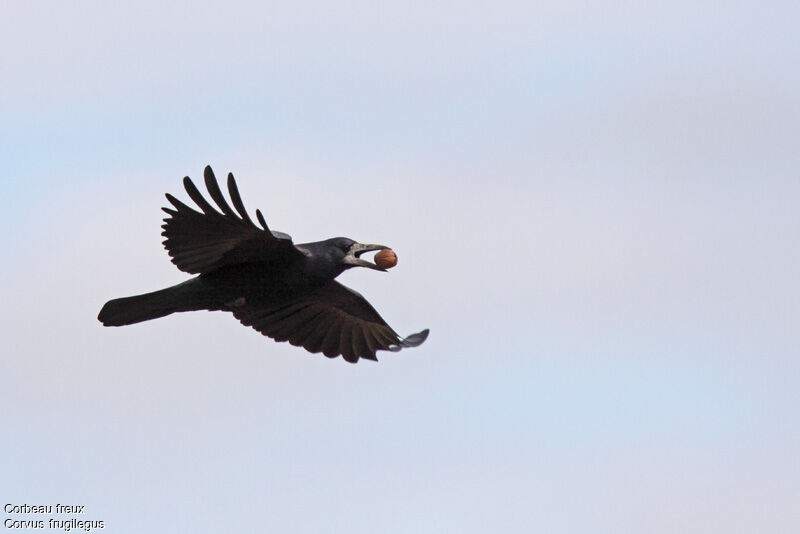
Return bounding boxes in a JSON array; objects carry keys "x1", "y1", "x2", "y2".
[{"x1": 343, "y1": 243, "x2": 390, "y2": 271}]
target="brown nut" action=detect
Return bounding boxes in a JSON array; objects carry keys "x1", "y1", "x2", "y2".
[{"x1": 374, "y1": 248, "x2": 397, "y2": 269}]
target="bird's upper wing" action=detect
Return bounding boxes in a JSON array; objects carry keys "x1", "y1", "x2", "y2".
[
  {"x1": 161, "y1": 166, "x2": 304, "y2": 274},
  {"x1": 231, "y1": 280, "x2": 429, "y2": 363}
]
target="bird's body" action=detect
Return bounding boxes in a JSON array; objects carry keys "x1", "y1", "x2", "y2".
[{"x1": 98, "y1": 166, "x2": 428, "y2": 363}]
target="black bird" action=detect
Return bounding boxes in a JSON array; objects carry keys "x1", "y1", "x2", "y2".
[{"x1": 98, "y1": 166, "x2": 429, "y2": 363}]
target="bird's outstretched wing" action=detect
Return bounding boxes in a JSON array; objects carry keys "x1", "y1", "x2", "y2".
[
  {"x1": 161, "y1": 166, "x2": 304, "y2": 274},
  {"x1": 231, "y1": 281, "x2": 429, "y2": 363}
]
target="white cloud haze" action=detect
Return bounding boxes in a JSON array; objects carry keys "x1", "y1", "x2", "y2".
[{"x1": 2, "y1": 2, "x2": 799, "y2": 533}]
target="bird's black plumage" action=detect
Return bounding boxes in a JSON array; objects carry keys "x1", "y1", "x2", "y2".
[{"x1": 98, "y1": 166, "x2": 429, "y2": 363}]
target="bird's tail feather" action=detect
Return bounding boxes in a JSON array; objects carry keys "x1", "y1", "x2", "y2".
[{"x1": 98, "y1": 280, "x2": 207, "y2": 326}]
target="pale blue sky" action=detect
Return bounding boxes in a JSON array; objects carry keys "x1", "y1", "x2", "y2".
[{"x1": 2, "y1": 2, "x2": 799, "y2": 533}]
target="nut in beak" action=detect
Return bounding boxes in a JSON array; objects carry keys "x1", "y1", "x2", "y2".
[
  {"x1": 374, "y1": 248, "x2": 397, "y2": 269},
  {"x1": 343, "y1": 243, "x2": 391, "y2": 271}
]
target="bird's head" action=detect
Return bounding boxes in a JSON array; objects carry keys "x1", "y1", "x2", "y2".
[{"x1": 297, "y1": 237, "x2": 390, "y2": 281}]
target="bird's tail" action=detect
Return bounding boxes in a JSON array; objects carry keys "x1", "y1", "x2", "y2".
[{"x1": 98, "y1": 279, "x2": 209, "y2": 326}]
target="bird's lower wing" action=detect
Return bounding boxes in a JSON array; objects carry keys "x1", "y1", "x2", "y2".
[
  {"x1": 232, "y1": 281, "x2": 429, "y2": 363},
  {"x1": 161, "y1": 166, "x2": 303, "y2": 274}
]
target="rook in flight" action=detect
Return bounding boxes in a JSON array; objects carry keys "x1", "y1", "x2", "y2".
[{"x1": 98, "y1": 166, "x2": 429, "y2": 363}]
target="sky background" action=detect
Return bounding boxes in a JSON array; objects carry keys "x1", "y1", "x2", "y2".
[{"x1": 2, "y1": 1, "x2": 799, "y2": 532}]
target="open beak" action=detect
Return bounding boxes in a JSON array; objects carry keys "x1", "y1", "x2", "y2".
[{"x1": 343, "y1": 243, "x2": 390, "y2": 271}]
